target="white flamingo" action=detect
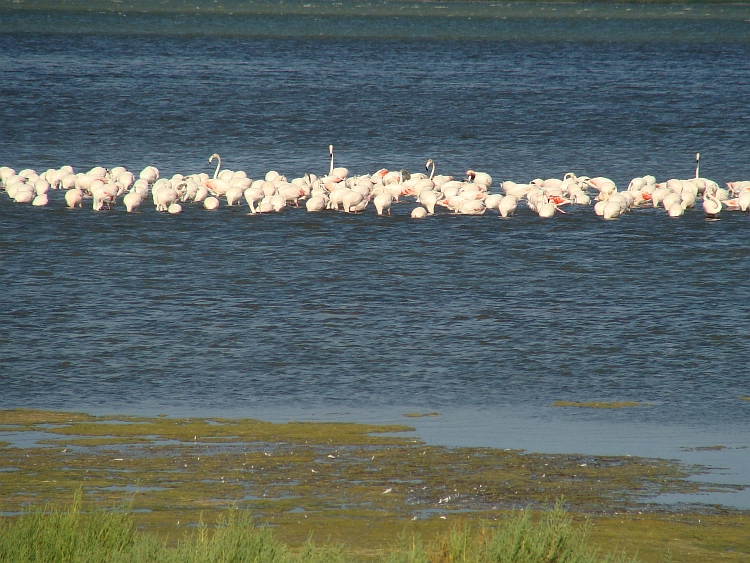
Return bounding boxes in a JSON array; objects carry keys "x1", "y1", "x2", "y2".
[
  {"x1": 32, "y1": 193, "x2": 48, "y2": 206},
  {"x1": 305, "y1": 195, "x2": 327, "y2": 212},
  {"x1": 342, "y1": 190, "x2": 364, "y2": 213},
  {"x1": 139, "y1": 166, "x2": 159, "y2": 184},
  {"x1": 65, "y1": 188, "x2": 83, "y2": 208},
  {"x1": 328, "y1": 145, "x2": 349, "y2": 181},
  {"x1": 203, "y1": 196, "x2": 220, "y2": 210},
  {"x1": 668, "y1": 203, "x2": 684, "y2": 217},
  {"x1": 703, "y1": 188, "x2": 722, "y2": 218},
  {"x1": 244, "y1": 187, "x2": 264, "y2": 213},
  {"x1": 207, "y1": 154, "x2": 230, "y2": 197},
  {"x1": 123, "y1": 191, "x2": 142, "y2": 213},
  {"x1": 374, "y1": 192, "x2": 393, "y2": 216},
  {"x1": 498, "y1": 195, "x2": 518, "y2": 218}
]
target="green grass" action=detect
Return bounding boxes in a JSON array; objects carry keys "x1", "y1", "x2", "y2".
[
  {"x1": 383, "y1": 500, "x2": 636, "y2": 563},
  {"x1": 0, "y1": 494, "x2": 629, "y2": 563}
]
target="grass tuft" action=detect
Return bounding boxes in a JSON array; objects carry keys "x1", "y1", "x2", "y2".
[
  {"x1": 386, "y1": 500, "x2": 634, "y2": 563},
  {"x1": 0, "y1": 494, "x2": 632, "y2": 563},
  {"x1": 0, "y1": 488, "x2": 135, "y2": 562}
]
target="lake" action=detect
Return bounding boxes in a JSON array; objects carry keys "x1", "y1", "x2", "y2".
[{"x1": 1, "y1": 0, "x2": 750, "y2": 508}]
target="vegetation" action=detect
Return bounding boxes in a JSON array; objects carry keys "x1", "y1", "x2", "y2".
[
  {"x1": 0, "y1": 494, "x2": 630, "y2": 563},
  {"x1": 1, "y1": 410, "x2": 748, "y2": 562}
]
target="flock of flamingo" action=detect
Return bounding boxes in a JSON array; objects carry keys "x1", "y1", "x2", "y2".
[{"x1": 2, "y1": 149, "x2": 749, "y2": 220}]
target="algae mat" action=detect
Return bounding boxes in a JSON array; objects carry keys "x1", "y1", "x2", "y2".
[{"x1": 0, "y1": 409, "x2": 748, "y2": 561}]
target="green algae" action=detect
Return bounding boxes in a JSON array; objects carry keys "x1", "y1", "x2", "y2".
[
  {"x1": 0, "y1": 410, "x2": 98, "y2": 425},
  {"x1": 27, "y1": 416, "x2": 415, "y2": 446},
  {"x1": 552, "y1": 401, "x2": 652, "y2": 409},
  {"x1": 36, "y1": 437, "x2": 156, "y2": 447},
  {"x1": 0, "y1": 409, "x2": 747, "y2": 563},
  {"x1": 403, "y1": 412, "x2": 440, "y2": 418},
  {"x1": 740, "y1": 396, "x2": 750, "y2": 402},
  {"x1": 681, "y1": 445, "x2": 726, "y2": 452}
]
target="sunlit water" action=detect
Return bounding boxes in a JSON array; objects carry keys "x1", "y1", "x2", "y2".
[{"x1": 1, "y1": 1, "x2": 750, "y2": 508}]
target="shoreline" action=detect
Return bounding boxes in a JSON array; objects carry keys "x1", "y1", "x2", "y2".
[
  {"x1": 0, "y1": 405, "x2": 750, "y2": 510},
  {"x1": 5, "y1": 402, "x2": 748, "y2": 508},
  {"x1": 2, "y1": 409, "x2": 749, "y2": 561}
]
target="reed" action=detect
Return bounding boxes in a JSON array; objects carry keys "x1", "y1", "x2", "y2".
[
  {"x1": 384, "y1": 500, "x2": 635, "y2": 563},
  {"x1": 1, "y1": 495, "x2": 631, "y2": 563}
]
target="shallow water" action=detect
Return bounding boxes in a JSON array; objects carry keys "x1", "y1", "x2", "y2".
[{"x1": 1, "y1": 1, "x2": 750, "y2": 507}]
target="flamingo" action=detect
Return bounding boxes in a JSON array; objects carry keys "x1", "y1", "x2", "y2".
[
  {"x1": 328, "y1": 187, "x2": 351, "y2": 211},
  {"x1": 537, "y1": 195, "x2": 557, "y2": 218},
  {"x1": 32, "y1": 193, "x2": 48, "y2": 206},
  {"x1": 459, "y1": 199, "x2": 486, "y2": 215},
  {"x1": 418, "y1": 190, "x2": 440, "y2": 215},
  {"x1": 65, "y1": 188, "x2": 83, "y2": 208},
  {"x1": 484, "y1": 194, "x2": 503, "y2": 211},
  {"x1": 466, "y1": 169, "x2": 492, "y2": 188},
  {"x1": 269, "y1": 192, "x2": 286, "y2": 212},
  {"x1": 695, "y1": 152, "x2": 700, "y2": 180},
  {"x1": 602, "y1": 200, "x2": 621, "y2": 220},
  {"x1": 206, "y1": 153, "x2": 231, "y2": 197},
  {"x1": 279, "y1": 184, "x2": 305, "y2": 207},
  {"x1": 225, "y1": 186, "x2": 244, "y2": 207},
  {"x1": 243, "y1": 187, "x2": 264, "y2": 213},
  {"x1": 14, "y1": 185, "x2": 35, "y2": 203},
  {"x1": 727, "y1": 180, "x2": 750, "y2": 195},
  {"x1": 661, "y1": 192, "x2": 681, "y2": 211},
  {"x1": 203, "y1": 196, "x2": 220, "y2": 210},
  {"x1": 34, "y1": 179, "x2": 50, "y2": 196},
  {"x1": 374, "y1": 192, "x2": 393, "y2": 216},
  {"x1": 139, "y1": 166, "x2": 159, "y2": 184},
  {"x1": 681, "y1": 191, "x2": 696, "y2": 209},
  {"x1": 192, "y1": 184, "x2": 208, "y2": 203},
  {"x1": 738, "y1": 189, "x2": 750, "y2": 212},
  {"x1": 342, "y1": 190, "x2": 364, "y2": 213},
  {"x1": 155, "y1": 186, "x2": 178, "y2": 211},
  {"x1": 498, "y1": 195, "x2": 518, "y2": 218},
  {"x1": 411, "y1": 207, "x2": 428, "y2": 218},
  {"x1": 668, "y1": 202, "x2": 684, "y2": 217},
  {"x1": 0, "y1": 167, "x2": 16, "y2": 186},
  {"x1": 328, "y1": 145, "x2": 349, "y2": 181},
  {"x1": 703, "y1": 188, "x2": 722, "y2": 218},
  {"x1": 123, "y1": 191, "x2": 142, "y2": 213},
  {"x1": 305, "y1": 195, "x2": 327, "y2": 212}
]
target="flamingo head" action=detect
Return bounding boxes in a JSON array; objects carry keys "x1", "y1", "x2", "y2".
[{"x1": 209, "y1": 153, "x2": 219, "y2": 163}]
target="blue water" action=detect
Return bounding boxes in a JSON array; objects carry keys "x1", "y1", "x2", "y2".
[{"x1": 1, "y1": 1, "x2": 750, "y2": 507}]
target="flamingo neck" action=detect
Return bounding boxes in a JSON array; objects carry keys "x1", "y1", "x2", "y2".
[
  {"x1": 213, "y1": 156, "x2": 221, "y2": 180},
  {"x1": 695, "y1": 152, "x2": 700, "y2": 180}
]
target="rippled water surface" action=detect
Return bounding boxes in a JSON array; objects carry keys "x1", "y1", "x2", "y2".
[{"x1": 2, "y1": 1, "x2": 750, "y2": 505}]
